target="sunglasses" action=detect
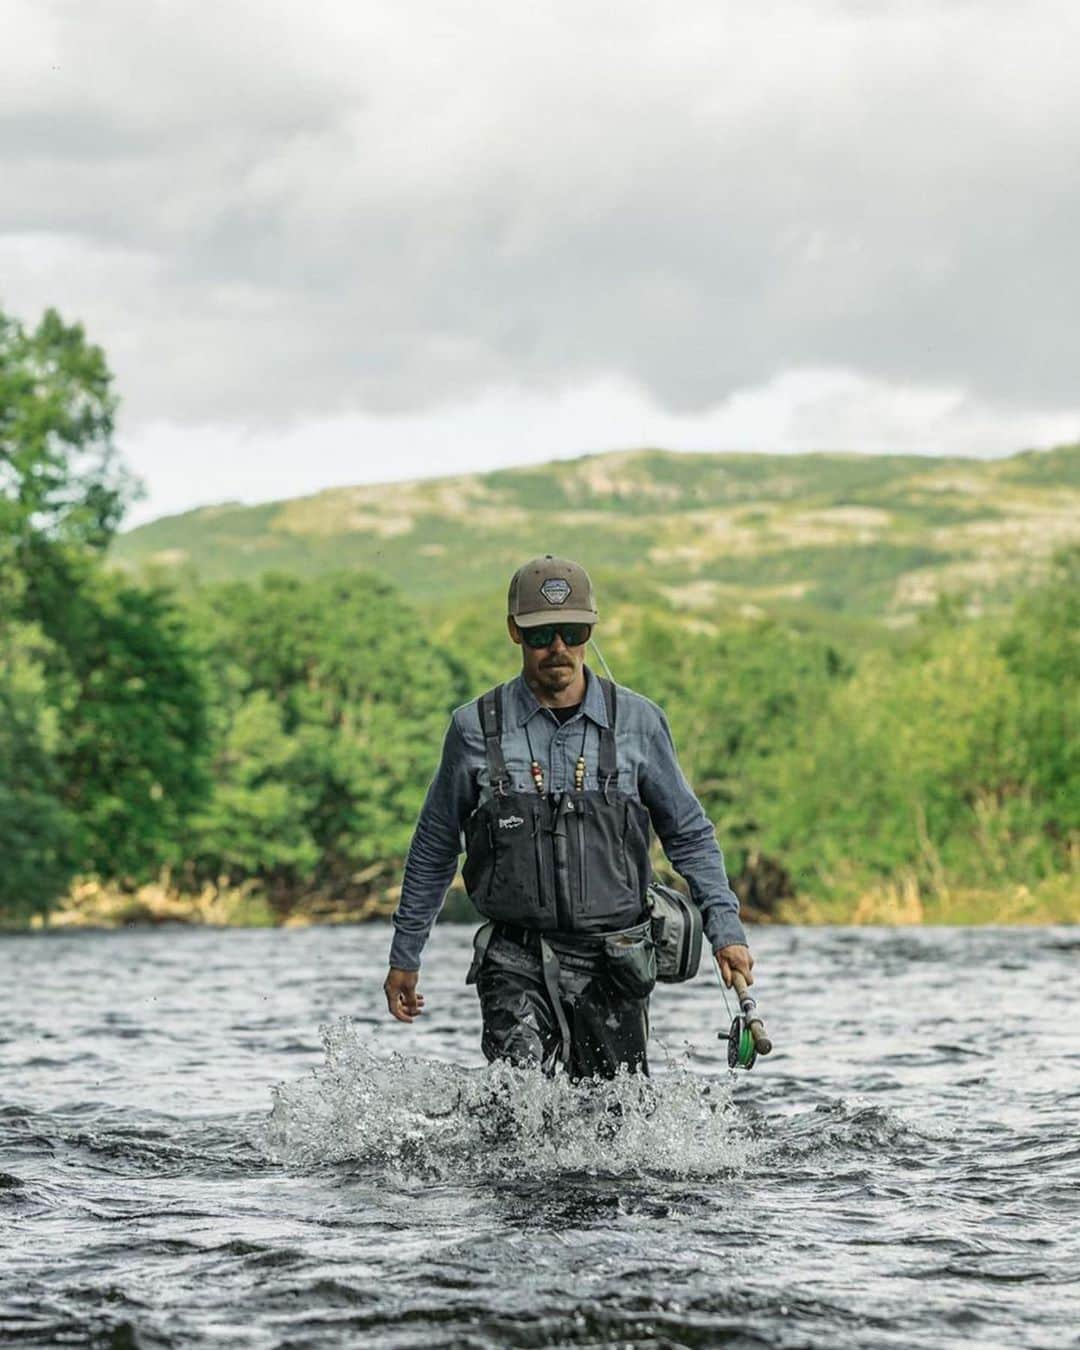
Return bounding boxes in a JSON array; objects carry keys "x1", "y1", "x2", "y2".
[{"x1": 520, "y1": 623, "x2": 593, "y2": 650}]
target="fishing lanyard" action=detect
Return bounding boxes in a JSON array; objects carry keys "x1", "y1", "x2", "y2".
[{"x1": 523, "y1": 713, "x2": 590, "y2": 794}]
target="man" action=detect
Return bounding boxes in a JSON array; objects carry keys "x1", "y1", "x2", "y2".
[{"x1": 384, "y1": 555, "x2": 754, "y2": 1078}]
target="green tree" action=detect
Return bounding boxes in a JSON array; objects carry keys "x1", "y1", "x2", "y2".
[
  {"x1": 1, "y1": 307, "x2": 133, "y2": 571},
  {"x1": 37, "y1": 570, "x2": 210, "y2": 882},
  {"x1": 616, "y1": 611, "x2": 849, "y2": 881},
  {"x1": 762, "y1": 558, "x2": 1080, "y2": 905},
  {"x1": 995, "y1": 547, "x2": 1080, "y2": 864},
  {"x1": 1, "y1": 305, "x2": 207, "y2": 915},
  {"x1": 0, "y1": 623, "x2": 78, "y2": 919},
  {"x1": 183, "y1": 571, "x2": 469, "y2": 904}
]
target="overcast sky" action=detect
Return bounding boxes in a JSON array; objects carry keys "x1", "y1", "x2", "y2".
[{"x1": 3, "y1": 1, "x2": 1079, "y2": 526}]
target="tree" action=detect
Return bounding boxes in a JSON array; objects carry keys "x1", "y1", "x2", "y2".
[
  {"x1": 1, "y1": 305, "x2": 207, "y2": 914},
  {"x1": 996, "y1": 547, "x2": 1080, "y2": 862},
  {"x1": 182, "y1": 571, "x2": 469, "y2": 904},
  {"x1": 0, "y1": 623, "x2": 78, "y2": 919},
  {"x1": 0, "y1": 306, "x2": 133, "y2": 560},
  {"x1": 40, "y1": 570, "x2": 210, "y2": 883}
]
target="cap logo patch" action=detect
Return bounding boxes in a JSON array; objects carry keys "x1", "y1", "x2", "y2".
[
  {"x1": 498, "y1": 815, "x2": 525, "y2": 830},
  {"x1": 540, "y1": 578, "x2": 571, "y2": 605}
]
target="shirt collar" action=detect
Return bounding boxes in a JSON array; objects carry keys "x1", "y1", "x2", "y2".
[{"x1": 509, "y1": 665, "x2": 610, "y2": 729}]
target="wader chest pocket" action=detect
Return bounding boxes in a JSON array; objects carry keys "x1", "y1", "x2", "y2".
[
  {"x1": 464, "y1": 795, "x2": 552, "y2": 927},
  {"x1": 603, "y1": 927, "x2": 658, "y2": 999},
  {"x1": 461, "y1": 814, "x2": 494, "y2": 903}
]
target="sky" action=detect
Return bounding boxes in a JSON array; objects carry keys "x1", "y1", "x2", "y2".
[{"x1": 3, "y1": 0, "x2": 1079, "y2": 527}]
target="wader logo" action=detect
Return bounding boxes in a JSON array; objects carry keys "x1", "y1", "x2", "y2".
[
  {"x1": 540, "y1": 578, "x2": 571, "y2": 605},
  {"x1": 498, "y1": 815, "x2": 525, "y2": 830}
]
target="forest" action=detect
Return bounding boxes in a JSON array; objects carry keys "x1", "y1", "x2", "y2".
[{"x1": 2, "y1": 306, "x2": 1077, "y2": 928}]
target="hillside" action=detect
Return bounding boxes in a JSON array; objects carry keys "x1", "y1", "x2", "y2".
[{"x1": 112, "y1": 444, "x2": 1080, "y2": 627}]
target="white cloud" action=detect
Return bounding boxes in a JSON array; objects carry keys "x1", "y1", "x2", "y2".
[{"x1": 3, "y1": 0, "x2": 1079, "y2": 520}]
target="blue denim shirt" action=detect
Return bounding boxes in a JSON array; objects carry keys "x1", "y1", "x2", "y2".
[{"x1": 389, "y1": 666, "x2": 747, "y2": 969}]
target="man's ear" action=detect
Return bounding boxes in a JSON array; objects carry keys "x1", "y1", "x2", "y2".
[{"x1": 507, "y1": 616, "x2": 522, "y2": 645}]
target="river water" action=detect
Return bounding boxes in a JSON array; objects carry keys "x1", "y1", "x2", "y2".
[{"x1": 1, "y1": 924, "x2": 1077, "y2": 1348}]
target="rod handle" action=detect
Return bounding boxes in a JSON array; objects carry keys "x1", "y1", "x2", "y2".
[{"x1": 731, "y1": 971, "x2": 773, "y2": 1056}]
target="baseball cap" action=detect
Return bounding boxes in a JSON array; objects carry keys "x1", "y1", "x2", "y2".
[{"x1": 507, "y1": 555, "x2": 599, "y2": 627}]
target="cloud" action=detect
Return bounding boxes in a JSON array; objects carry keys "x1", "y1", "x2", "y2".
[
  {"x1": 3, "y1": 0, "x2": 1080, "y2": 440},
  {"x1": 119, "y1": 369, "x2": 1080, "y2": 527}
]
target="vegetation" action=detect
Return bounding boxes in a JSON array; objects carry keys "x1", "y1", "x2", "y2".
[
  {"x1": 178, "y1": 571, "x2": 468, "y2": 908},
  {"x1": 1, "y1": 309, "x2": 207, "y2": 919},
  {"x1": 113, "y1": 444, "x2": 1080, "y2": 628},
  {"x1": 1, "y1": 304, "x2": 1077, "y2": 928}
]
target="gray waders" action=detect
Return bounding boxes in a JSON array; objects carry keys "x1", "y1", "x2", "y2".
[
  {"x1": 467, "y1": 922, "x2": 651, "y2": 1080},
  {"x1": 462, "y1": 680, "x2": 657, "y2": 1080}
]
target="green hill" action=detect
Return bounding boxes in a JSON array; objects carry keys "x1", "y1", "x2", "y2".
[{"x1": 111, "y1": 444, "x2": 1080, "y2": 628}]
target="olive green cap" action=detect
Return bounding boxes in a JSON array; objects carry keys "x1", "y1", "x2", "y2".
[{"x1": 507, "y1": 555, "x2": 599, "y2": 627}]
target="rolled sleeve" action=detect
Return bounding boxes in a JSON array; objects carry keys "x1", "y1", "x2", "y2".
[
  {"x1": 389, "y1": 716, "x2": 476, "y2": 969},
  {"x1": 638, "y1": 710, "x2": 748, "y2": 951}
]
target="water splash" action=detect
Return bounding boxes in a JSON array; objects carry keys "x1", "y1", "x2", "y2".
[{"x1": 265, "y1": 1019, "x2": 753, "y2": 1179}]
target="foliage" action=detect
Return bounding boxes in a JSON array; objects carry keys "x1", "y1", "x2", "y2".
[
  {"x1": 1, "y1": 304, "x2": 207, "y2": 915},
  {"x1": 179, "y1": 571, "x2": 470, "y2": 902},
  {"x1": 614, "y1": 613, "x2": 850, "y2": 872},
  {"x1": 112, "y1": 443, "x2": 1080, "y2": 626},
  {"x1": 3, "y1": 303, "x2": 1077, "y2": 925},
  {"x1": 996, "y1": 547, "x2": 1080, "y2": 833},
  {"x1": 40, "y1": 566, "x2": 210, "y2": 882},
  {"x1": 0, "y1": 623, "x2": 78, "y2": 919},
  {"x1": 762, "y1": 551, "x2": 1079, "y2": 907},
  {"x1": 0, "y1": 307, "x2": 133, "y2": 559}
]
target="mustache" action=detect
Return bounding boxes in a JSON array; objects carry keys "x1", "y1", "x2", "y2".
[{"x1": 541, "y1": 658, "x2": 573, "y2": 669}]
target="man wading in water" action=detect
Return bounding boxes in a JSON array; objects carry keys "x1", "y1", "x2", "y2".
[{"x1": 383, "y1": 556, "x2": 754, "y2": 1078}]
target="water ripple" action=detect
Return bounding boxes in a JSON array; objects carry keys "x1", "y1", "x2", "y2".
[{"x1": 2, "y1": 924, "x2": 1078, "y2": 1349}]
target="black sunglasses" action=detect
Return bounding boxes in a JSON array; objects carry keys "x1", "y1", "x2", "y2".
[{"x1": 520, "y1": 623, "x2": 593, "y2": 650}]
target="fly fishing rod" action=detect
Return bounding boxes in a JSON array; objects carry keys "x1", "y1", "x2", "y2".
[
  {"x1": 591, "y1": 638, "x2": 775, "y2": 1071},
  {"x1": 588, "y1": 637, "x2": 617, "y2": 683}
]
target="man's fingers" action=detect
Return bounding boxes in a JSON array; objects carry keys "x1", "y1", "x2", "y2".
[
  {"x1": 388, "y1": 995, "x2": 421, "y2": 1023},
  {"x1": 384, "y1": 973, "x2": 424, "y2": 1022},
  {"x1": 715, "y1": 945, "x2": 754, "y2": 988}
]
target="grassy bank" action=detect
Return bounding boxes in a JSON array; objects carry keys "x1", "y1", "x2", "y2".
[
  {"x1": 15, "y1": 872, "x2": 1076, "y2": 932},
  {"x1": 778, "y1": 872, "x2": 1078, "y2": 925}
]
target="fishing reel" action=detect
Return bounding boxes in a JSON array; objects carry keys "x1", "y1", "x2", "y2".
[
  {"x1": 725, "y1": 1014, "x2": 758, "y2": 1070},
  {"x1": 713, "y1": 961, "x2": 773, "y2": 1071}
]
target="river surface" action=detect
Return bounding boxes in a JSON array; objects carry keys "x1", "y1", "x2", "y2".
[{"x1": 1, "y1": 924, "x2": 1077, "y2": 1349}]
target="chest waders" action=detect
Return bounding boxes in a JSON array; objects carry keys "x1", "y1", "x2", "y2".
[{"x1": 463, "y1": 679, "x2": 656, "y2": 1072}]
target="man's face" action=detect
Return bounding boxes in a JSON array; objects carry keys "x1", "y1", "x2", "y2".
[{"x1": 508, "y1": 618, "x2": 587, "y2": 696}]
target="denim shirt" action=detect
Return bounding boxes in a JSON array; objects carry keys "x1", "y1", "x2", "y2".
[{"x1": 389, "y1": 666, "x2": 747, "y2": 969}]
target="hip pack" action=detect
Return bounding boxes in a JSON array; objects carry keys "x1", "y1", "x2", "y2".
[{"x1": 646, "y1": 882, "x2": 703, "y2": 982}]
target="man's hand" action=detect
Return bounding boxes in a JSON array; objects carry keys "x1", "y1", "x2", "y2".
[
  {"x1": 715, "y1": 944, "x2": 754, "y2": 988},
  {"x1": 384, "y1": 968, "x2": 425, "y2": 1022}
]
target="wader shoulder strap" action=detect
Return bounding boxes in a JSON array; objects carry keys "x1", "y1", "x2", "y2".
[
  {"x1": 478, "y1": 684, "x2": 510, "y2": 795},
  {"x1": 597, "y1": 678, "x2": 617, "y2": 788}
]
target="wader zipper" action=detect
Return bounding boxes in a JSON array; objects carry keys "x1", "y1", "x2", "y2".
[
  {"x1": 532, "y1": 804, "x2": 545, "y2": 912},
  {"x1": 486, "y1": 821, "x2": 496, "y2": 903}
]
